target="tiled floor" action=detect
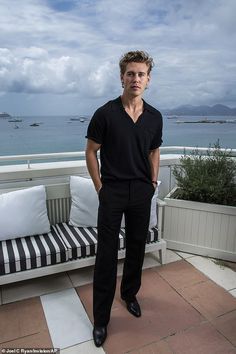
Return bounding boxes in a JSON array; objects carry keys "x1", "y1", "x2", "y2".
[{"x1": 0, "y1": 250, "x2": 236, "y2": 354}]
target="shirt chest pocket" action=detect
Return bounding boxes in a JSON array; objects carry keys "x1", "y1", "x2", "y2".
[{"x1": 136, "y1": 127, "x2": 155, "y2": 151}]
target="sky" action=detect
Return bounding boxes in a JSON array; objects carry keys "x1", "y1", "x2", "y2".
[{"x1": 0, "y1": 0, "x2": 235, "y2": 115}]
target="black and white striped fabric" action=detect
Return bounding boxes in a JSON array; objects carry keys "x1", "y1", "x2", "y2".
[
  {"x1": 0, "y1": 223, "x2": 159, "y2": 276},
  {"x1": 146, "y1": 227, "x2": 159, "y2": 243},
  {"x1": 55, "y1": 223, "x2": 125, "y2": 260},
  {"x1": 55, "y1": 223, "x2": 159, "y2": 261},
  {"x1": 0, "y1": 226, "x2": 68, "y2": 276}
]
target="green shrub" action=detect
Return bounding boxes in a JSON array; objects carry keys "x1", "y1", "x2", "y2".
[{"x1": 172, "y1": 142, "x2": 236, "y2": 206}]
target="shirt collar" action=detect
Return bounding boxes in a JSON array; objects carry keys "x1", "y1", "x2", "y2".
[{"x1": 113, "y1": 96, "x2": 155, "y2": 115}]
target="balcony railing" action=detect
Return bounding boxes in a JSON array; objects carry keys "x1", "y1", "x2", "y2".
[
  {"x1": 0, "y1": 146, "x2": 235, "y2": 167},
  {"x1": 0, "y1": 146, "x2": 235, "y2": 198}
]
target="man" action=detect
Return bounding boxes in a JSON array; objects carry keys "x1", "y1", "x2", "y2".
[{"x1": 85, "y1": 50, "x2": 163, "y2": 347}]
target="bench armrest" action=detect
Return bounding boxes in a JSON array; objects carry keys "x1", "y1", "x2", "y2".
[
  {"x1": 157, "y1": 198, "x2": 166, "y2": 207},
  {"x1": 156, "y1": 198, "x2": 165, "y2": 238}
]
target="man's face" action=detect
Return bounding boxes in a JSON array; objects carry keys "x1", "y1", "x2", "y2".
[{"x1": 121, "y1": 62, "x2": 150, "y2": 97}]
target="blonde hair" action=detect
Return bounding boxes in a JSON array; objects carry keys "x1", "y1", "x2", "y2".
[{"x1": 119, "y1": 51, "x2": 154, "y2": 75}]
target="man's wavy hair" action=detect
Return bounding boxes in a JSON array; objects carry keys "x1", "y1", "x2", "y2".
[{"x1": 119, "y1": 51, "x2": 154, "y2": 75}]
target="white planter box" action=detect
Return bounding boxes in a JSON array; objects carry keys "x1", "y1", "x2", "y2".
[{"x1": 164, "y1": 187, "x2": 236, "y2": 262}]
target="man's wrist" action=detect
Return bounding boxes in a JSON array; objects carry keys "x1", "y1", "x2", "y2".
[{"x1": 96, "y1": 185, "x2": 102, "y2": 194}]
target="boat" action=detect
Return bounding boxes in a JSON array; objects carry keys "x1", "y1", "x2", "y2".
[
  {"x1": 70, "y1": 117, "x2": 86, "y2": 122},
  {"x1": 8, "y1": 119, "x2": 22, "y2": 122},
  {"x1": 167, "y1": 115, "x2": 179, "y2": 119},
  {"x1": 0, "y1": 112, "x2": 11, "y2": 118},
  {"x1": 30, "y1": 123, "x2": 40, "y2": 127}
]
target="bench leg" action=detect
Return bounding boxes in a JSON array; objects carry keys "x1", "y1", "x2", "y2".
[{"x1": 158, "y1": 247, "x2": 166, "y2": 265}]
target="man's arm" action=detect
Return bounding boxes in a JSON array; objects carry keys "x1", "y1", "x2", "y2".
[
  {"x1": 149, "y1": 148, "x2": 160, "y2": 187},
  {"x1": 85, "y1": 139, "x2": 102, "y2": 193}
]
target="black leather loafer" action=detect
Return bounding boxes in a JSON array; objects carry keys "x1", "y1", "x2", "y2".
[
  {"x1": 93, "y1": 326, "x2": 107, "y2": 347},
  {"x1": 125, "y1": 299, "x2": 141, "y2": 317}
]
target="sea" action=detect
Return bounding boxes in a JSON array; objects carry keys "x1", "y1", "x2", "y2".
[{"x1": 0, "y1": 114, "x2": 235, "y2": 162}]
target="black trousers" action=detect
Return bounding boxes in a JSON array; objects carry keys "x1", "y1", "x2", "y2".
[{"x1": 93, "y1": 180, "x2": 154, "y2": 326}]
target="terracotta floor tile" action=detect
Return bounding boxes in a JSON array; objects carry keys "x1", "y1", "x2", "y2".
[
  {"x1": 78, "y1": 269, "x2": 203, "y2": 354},
  {"x1": 2, "y1": 273, "x2": 73, "y2": 304},
  {"x1": 77, "y1": 263, "x2": 236, "y2": 353},
  {"x1": 155, "y1": 259, "x2": 208, "y2": 290},
  {"x1": 126, "y1": 339, "x2": 173, "y2": 354},
  {"x1": 1, "y1": 257, "x2": 235, "y2": 354},
  {"x1": 103, "y1": 317, "x2": 161, "y2": 354},
  {"x1": 0, "y1": 330, "x2": 53, "y2": 350},
  {"x1": 166, "y1": 322, "x2": 235, "y2": 354},
  {"x1": 139, "y1": 286, "x2": 203, "y2": 337},
  {"x1": 0, "y1": 297, "x2": 50, "y2": 344},
  {"x1": 139, "y1": 268, "x2": 175, "y2": 294},
  {"x1": 78, "y1": 280, "x2": 161, "y2": 354},
  {"x1": 187, "y1": 256, "x2": 236, "y2": 291},
  {"x1": 211, "y1": 310, "x2": 236, "y2": 346},
  {"x1": 179, "y1": 280, "x2": 236, "y2": 320}
]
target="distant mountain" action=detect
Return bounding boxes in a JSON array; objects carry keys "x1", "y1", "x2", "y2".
[{"x1": 164, "y1": 104, "x2": 236, "y2": 116}]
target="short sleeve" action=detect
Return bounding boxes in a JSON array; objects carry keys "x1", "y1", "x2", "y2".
[
  {"x1": 85, "y1": 108, "x2": 106, "y2": 144},
  {"x1": 150, "y1": 113, "x2": 163, "y2": 150}
]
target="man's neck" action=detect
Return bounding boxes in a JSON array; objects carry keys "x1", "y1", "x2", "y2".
[{"x1": 121, "y1": 94, "x2": 143, "y2": 111}]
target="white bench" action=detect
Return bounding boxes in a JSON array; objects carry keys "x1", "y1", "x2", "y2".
[{"x1": 0, "y1": 182, "x2": 166, "y2": 285}]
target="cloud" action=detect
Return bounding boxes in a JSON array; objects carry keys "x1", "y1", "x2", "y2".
[
  {"x1": 0, "y1": 48, "x2": 76, "y2": 94},
  {"x1": 0, "y1": 0, "x2": 235, "y2": 114},
  {"x1": 0, "y1": 46, "x2": 120, "y2": 99}
]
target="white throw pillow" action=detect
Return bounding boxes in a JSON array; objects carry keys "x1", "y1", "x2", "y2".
[
  {"x1": 69, "y1": 176, "x2": 99, "y2": 227},
  {"x1": 69, "y1": 176, "x2": 126, "y2": 227},
  {"x1": 69, "y1": 176, "x2": 160, "y2": 229},
  {"x1": 0, "y1": 185, "x2": 50, "y2": 241},
  {"x1": 149, "y1": 181, "x2": 161, "y2": 229}
]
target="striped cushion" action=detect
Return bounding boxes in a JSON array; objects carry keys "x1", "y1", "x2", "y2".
[
  {"x1": 0, "y1": 223, "x2": 159, "y2": 276},
  {"x1": 0, "y1": 226, "x2": 68, "y2": 276},
  {"x1": 55, "y1": 223, "x2": 159, "y2": 260},
  {"x1": 55, "y1": 223, "x2": 125, "y2": 260},
  {"x1": 147, "y1": 227, "x2": 159, "y2": 243}
]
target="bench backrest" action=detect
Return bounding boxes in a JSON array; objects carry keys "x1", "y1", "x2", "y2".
[
  {"x1": 45, "y1": 183, "x2": 71, "y2": 225},
  {"x1": 0, "y1": 183, "x2": 72, "y2": 226}
]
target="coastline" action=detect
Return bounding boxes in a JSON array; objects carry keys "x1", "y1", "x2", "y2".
[{"x1": 176, "y1": 119, "x2": 236, "y2": 124}]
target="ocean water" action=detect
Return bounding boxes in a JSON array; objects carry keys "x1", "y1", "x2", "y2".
[
  {"x1": 0, "y1": 114, "x2": 235, "y2": 159},
  {"x1": 163, "y1": 115, "x2": 236, "y2": 150}
]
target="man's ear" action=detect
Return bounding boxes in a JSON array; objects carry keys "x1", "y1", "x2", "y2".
[{"x1": 120, "y1": 73, "x2": 124, "y2": 87}]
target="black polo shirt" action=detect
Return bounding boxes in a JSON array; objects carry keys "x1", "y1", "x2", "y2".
[{"x1": 86, "y1": 96, "x2": 163, "y2": 183}]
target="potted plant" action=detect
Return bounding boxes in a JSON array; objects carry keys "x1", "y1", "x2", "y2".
[{"x1": 163, "y1": 142, "x2": 236, "y2": 261}]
